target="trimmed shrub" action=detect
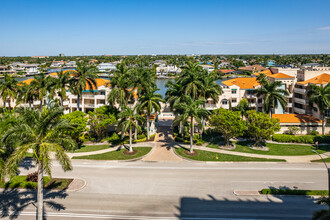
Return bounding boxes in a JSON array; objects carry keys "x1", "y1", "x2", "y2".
[
  {"x1": 273, "y1": 134, "x2": 330, "y2": 144},
  {"x1": 309, "y1": 130, "x2": 319, "y2": 136},
  {"x1": 261, "y1": 189, "x2": 328, "y2": 196},
  {"x1": 137, "y1": 134, "x2": 146, "y2": 139}
]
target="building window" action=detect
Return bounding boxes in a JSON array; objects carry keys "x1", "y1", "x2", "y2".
[
  {"x1": 232, "y1": 98, "x2": 237, "y2": 103},
  {"x1": 231, "y1": 89, "x2": 237, "y2": 94},
  {"x1": 99, "y1": 100, "x2": 105, "y2": 104},
  {"x1": 222, "y1": 99, "x2": 228, "y2": 105}
]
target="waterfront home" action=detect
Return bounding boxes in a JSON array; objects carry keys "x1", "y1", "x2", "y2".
[{"x1": 97, "y1": 62, "x2": 117, "y2": 72}]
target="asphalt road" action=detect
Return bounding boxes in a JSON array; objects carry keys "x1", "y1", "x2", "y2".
[{"x1": 1, "y1": 160, "x2": 329, "y2": 219}]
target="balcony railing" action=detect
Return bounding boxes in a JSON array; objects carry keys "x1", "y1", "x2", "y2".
[
  {"x1": 294, "y1": 88, "x2": 306, "y2": 94},
  {"x1": 205, "y1": 103, "x2": 218, "y2": 110},
  {"x1": 294, "y1": 97, "x2": 307, "y2": 105}
]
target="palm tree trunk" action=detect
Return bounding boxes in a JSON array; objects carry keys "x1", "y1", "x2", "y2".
[
  {"x1": 37, "y1": 161, "x2": 44, "y2": 220},
  {"x1": 322, "y1": 114, "x2": 325, "y2": 135},
  {"x1": 134, "y1": 124, "x2": 137, "y2": 140},
  {"x1": 147, "y1": 114, "x2": 150, "y2": 140},
  {"x1": 3, "y1": 100, "x2": 6, "y2": 109},
  {"x1": 190, "y1": 117, "x2": 194, "y2": 153},
  {"x1": 39, "y1": 98, "x2": 43, "y2": 112},
  {"x1": 8, "y1": 99, "x2": 11, "y2": 109},
  {"x1": 129, "y1": 125, "x2": 133, "y2": 152},
  {"x1": 77, "y1": 94, "x2": 80, "y2": 111}
]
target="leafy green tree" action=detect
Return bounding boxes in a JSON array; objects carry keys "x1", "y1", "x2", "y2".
[
  {"x1": 68, "y1": 62, "x2": 97, "y2": 111},
  {"x1": 88, "y1": 106, "x2": 116, "y2": 141},
  {"x1": 234, "y1": 98, "x2": 250, "y2": 118},
  {"x1": 210, "y1": 108, "x2": 246, "y2": 146},
  {"x1": 246, "y1": 110, "x2": 280, "y2": 146},
  {"x1": 0, "y1": 74, "x2": 18, "y2": 109},
  {"x1": 3, "y1": 107, "x2": 76, "y2": 220},
  {"x1": 117, "y1": 106, "x2": 144, "y2": 152},
  {"x1": 307, "y1": 84, "x2": 330, "y2": 135},
  {"x1": 254, "y1": 77, "x2": 289, "y2": 117},
  {"x1": 137, "y1": 88, "x2": 164, "y2": 140},
  {"x1": 61, "y1": 111, "x2": 88, "y2": 145},
  {"x1": 174, "y1": 96, "x2": 210, "y2": 153}
]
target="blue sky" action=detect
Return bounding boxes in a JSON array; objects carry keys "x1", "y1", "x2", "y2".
[{"x1": 0, "y1": 0, "x2": 330, "y2": 56}]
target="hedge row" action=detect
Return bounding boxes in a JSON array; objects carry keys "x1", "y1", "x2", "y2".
[
  {"x1": 260, "y1": 189, "x2": 328, "y2": 196},
  {"x1": 272, "y1": 134, "x2": 330, "y2": 144}
]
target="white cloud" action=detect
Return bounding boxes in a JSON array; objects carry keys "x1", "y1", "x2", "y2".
[{"x1": 317, "y1": 26, "x2": 330, "y2": 30}]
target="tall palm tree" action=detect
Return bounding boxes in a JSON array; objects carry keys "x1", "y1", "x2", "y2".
[
  {"x1": 254, "y1": 79, "x2": 289, "y2": 118},
  {"x1": 68, "y1": 62, "x2": 97, "y2": 111},
  {"x1": 0, "y1": 74, "x2": 18, "y2": 109},
  {"x1": 108, "y1": 63, "x2": 133, "y2": 108},
  {"x1": 117, "y1": 106, "x2": 144, "y2": 152},
  {"x1": 53, "y1": 70, "x2": 71, "y2": 106},
  {"x1": 137, "y1": 88, "x2": 164, "y2": 140},
  {"x1": 199, "y1": 72, "x2": 223, "y2": 137},
  {"x1": 4, "y1": 107, "x2": 76, "y2": 220},
  {"x1": 178, "y1": 62, "x2": 204, "y2": 100},
  {"x1": 30, "y1": 73, "x2": 53, "y2": 111},
  {"x1": 307, "y1": 84, "x2": 330, "y2": 135},
  {"x1": 165, "y1": 80, "x2": 184, "y2": 110},
  {"x1": 174, "y1": 96, "x2": 210, "y2": 153}
]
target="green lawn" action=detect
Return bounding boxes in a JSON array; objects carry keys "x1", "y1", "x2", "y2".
[
  {"x1": 261, "y1": 188, "x2": 328, "y2": 196},
  {"x1": 73, "y1": 145, "x2": 111, "y2": 153},
  {"x1": 207, "y1": 141, "x2": 330, "y2": 156},
  {"x1": 175, "y1": 148, "x2": 285, "y2": 162},
  {"x1": 0, "y1": 175, "x2": 51, "y2": 189},
  {"x1": 72, "y1": 147, "x2": 152, "y2": 160}
]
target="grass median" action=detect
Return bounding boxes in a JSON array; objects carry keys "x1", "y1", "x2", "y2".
[
  {"x1": 72, "y1": 147, "x2": 152, "y2": 160},
  {"x1": 73, "y1": 145, "x2": 111, "y2": 153},
  {"x1": 175, "y1": 148, "x2": 285, "y2": 162},
  {"x1": 207, "y1": 141, "x2": 330, "y2": 156}
]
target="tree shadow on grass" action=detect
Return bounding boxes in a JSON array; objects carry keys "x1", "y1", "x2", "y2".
[{"x1": 0, "y1": 186, "x2": 68, "y2": 219}]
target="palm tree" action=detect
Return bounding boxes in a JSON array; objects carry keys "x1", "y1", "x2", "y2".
[
  {"x1": 53, "y1": 70, "x2": 71, "y2": 106},
  {"x1": 117, "y1": 106, "x2": 144, "y2": 152},
  {"x1": 3, "y1": 107, "x2": 76, "y2": 220},
  {"x1": 0, "y1": 74, "x2": 18, "y2": 109},
  {"x1": 30, "y1": 73, "x2": 53, "y2": 111},
  {"x1": 137, "y1": 88, "x2": 164, "y2": 140},
  {"x1": 254, "y1": 78, "x2": 289, "y2": 118},
  {"x1": 199, "y1": 72, "x2": 223, "y2": 137},
  {"x1": 174, "y1": 96, "x2": 210, "y2": 153},
  {"x1": 68, "y1": 62, "x2": 97, "y2": 111},
  {"x1": 307, "y1": 84, "x2": 330, "y2": 135},
  {"x1": 108, "y1": 63, "x2": 133, "y2": 108},
  {"x1": 178, "y1": 62, "x2": 204, "y2": 100}
]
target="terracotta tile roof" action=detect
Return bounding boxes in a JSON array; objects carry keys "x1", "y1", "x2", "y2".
[
  {"x1": 238, "y1": 65, "x2": 267, "y2": 72},
  {"x1": 272, "y1": 114, "x2": 321, "y2": 124},
  {"x1": 22, "y1": 79, "x2": 34, "y2": 85},
  {"x1": 218, "y1": 69, "x2": 235, "y2": 74},
  {"x1": 84, "y1": 78, "x2": 110, "y2": 90},
  {"x1": 268, "y1": 73, "x2": 294, "y2": 79},
  {"x1": 298, "y1": 73, "x2": 330, "y2": 85},
  {"x1": 253, "y1": 69, "x2": 273, "y2": 76},
  {"x1": 222, "y1": 77, "x2": 260, "y2": 89}
]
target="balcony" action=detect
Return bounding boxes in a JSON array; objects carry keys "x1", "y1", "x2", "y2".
[
  {"x1": 294, "y1": 97, "x2": 307, "y2": 105},
  {"x1": 294, "y1": 88, "x2": 306, "y2": 94},
  {"x1": 293, "y1": 107, "x2": 306, "y2": 114},
  {"x1": 287, "y1": 103, "x2": 293, "y2": 108},
  {"x1": 248, "y1": 103, "x2": 256, "y2": 107},
  {"x1": 84, "y1": 103, "x2": 95, "y2": 108},
  {"x1": 205, "y1": 103, "x2": 218, "y2": 110}
]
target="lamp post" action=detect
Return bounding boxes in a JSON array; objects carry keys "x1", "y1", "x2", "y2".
[{"x1": 312, "y1": 150, "x2": 330, "y2": 207}]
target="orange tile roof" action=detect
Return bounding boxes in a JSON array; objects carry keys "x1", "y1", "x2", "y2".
[
  {"x1": 298, "y1": 73, "x2": 330, "y2": 85},
  {"x1": 22, "y1": 79, "x2": 34, "y2": 85},
  {"x1": 84, "y1": 78, "x2": 110, "y2": 90},
  {"x1": 253, "y1": 69, "x2": 273, "y2": 76},
  {"x1": 222, "y1": 77, "x2": 260, "y2": 89},
  {"x1": 268, "y1": 73, "x2": 294, "y2": 79},
  {"x1": 218, "y1": 69, "x2": 235, "y2": 74},
  {"x1": 272, "y1": 114, "x2": 321, "y2": 124},
  {"x1": 238, "y1": 65, "x2": 267, "y2": 72}
]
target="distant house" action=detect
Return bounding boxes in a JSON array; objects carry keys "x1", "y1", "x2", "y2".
[
  {"x1": 238, "y1": 65, "x2": 267, "y2": 73},
  {"x1": 200, "y1": 64, "x2": 214, "y2": 73},
  {"x1": 218, "y1": 69, "x2": 235, "y2": 75},
  {"x1": 97, "y1": 62, "x2": 117, "y2": 72},
  {"x1": 10, "y1": 63, "x2": 39, "y2": 75},
  {"x1": 51, "y1": 60, "x2": 66, "y2": 68}
]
